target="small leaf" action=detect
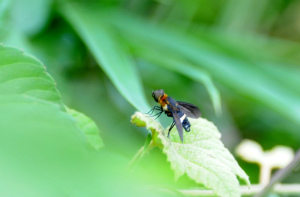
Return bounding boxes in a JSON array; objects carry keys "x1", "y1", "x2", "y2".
[
  {"x1": 67, "y1": 108, "x2": 104, "y2": 150},
  {"x1": 131, "y1": 112, "x2": 250, "y2": 197}
]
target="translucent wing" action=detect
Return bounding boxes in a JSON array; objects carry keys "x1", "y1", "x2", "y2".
[
  {"x1": 169, "y1": 105, "x2": 184, "y2": 143},
  {"x1": 177, "y1": 101, "x2": 201, "y2": 119}
]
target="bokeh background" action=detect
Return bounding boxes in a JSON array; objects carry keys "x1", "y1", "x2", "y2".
[{"x1": 1, "y1": 0, "x2": 300, "y2": 195}]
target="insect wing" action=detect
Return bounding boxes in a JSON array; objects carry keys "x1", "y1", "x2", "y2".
[
  {"x1": 169, "y1": 106, "x2": 184, "y2": 143},
  {"x1": 177, "y1": 101, "x2": 201, "y2": 119}
]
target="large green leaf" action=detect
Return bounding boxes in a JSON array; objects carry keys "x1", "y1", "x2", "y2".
[
  {"x1": 131, "y1": 112, "x2": 250, "y2": 197},
  {"x1": 0, "y1": 45, "x2": 103, "y2": 149},
  {"x1": 0, "y1": 94, "x2": 92, "y2": 196},
  {"x1": 0, "y1": 45, "x2": 169, "y2": 197},
  {"x1": 0, "y1": 95, "x2": 159, "y2": 197},
  {"x1": 61, "y1": 3, "x2": 150, "y2": 112}
]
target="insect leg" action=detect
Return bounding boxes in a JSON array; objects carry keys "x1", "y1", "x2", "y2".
[
  {"x1": 154, "y1": 111, "x2": 163, "y2": 119},
  {"x1": 146, "y1": 106, "x2": 162, "y2": 115},
  {"x1": 168, "y1": 121, "x2": 176, "y2": 137},
  {"x1": 146, "y1": 107, "x2": 156, "y2": 114},
  {"x1": 151, "y1": 110, "x2": 163, "y2": 118}
]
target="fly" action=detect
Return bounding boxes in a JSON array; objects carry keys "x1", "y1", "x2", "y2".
[{"x1": 148, "y1": 89, "x2": 201, "y2": 142}]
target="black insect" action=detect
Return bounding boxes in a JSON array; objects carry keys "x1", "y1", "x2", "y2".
[{"x1": 148, "y1": 89, "x2": 201, "y2": 142}]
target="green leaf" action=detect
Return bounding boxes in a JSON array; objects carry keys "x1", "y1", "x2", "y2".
[
  {"x1": 131, "y1": 112, "x2": 250, "y2": 197},
  {"x1": 0, "y1": 94, "x2": 86, "y2": 197},
  {"x1": 60, "y1": 3, "x2": 150, "y2": 112},
  {"x1": 0, "y1": 45, "x2": 105, "y2": 149},
  {"x1": 67, "y1": 108, "x2": 104, "y2": 150},
  {"x1": 0, "y1": 94, "x2": 146, "y2": 197},
  {"x1": 0, "y1": 45, "x2": 163, "y2": 197},
  {"x1": 0, "y1": 45, "x2": 63, "y2": 106}
]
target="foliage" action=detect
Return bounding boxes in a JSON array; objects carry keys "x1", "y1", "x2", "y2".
[
  {"x1": 67, "y1": 108, "x2": 104, "y2": 150},
  {"x1": 1, "y1": 0, "x2": 300, "y2": 196}
]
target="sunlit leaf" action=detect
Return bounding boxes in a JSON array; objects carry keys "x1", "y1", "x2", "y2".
[{"x1": 131, "y1": 112, "x2": 250, "y2": 197}]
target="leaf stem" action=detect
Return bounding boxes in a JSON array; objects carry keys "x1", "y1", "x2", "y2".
[
  {"x1": 127, "y1": 141, "x2": 155, "y2": 169},
  {"x1": 127, "y1": 146, "x2": 144, "y2": 169},
  {"x1": 178, "y1": 184, "x2": 300, "y2": 196}
]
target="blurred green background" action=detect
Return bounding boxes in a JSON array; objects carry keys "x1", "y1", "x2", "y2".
[{"x1": 1, "y1": 0, "x2": 300, "y2": 195}]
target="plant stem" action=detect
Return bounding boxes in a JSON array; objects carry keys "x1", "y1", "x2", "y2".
[
  {"x1": 127, "y1": 141, "x2": 155, "y2": 170},
  {"x1": 255, "y1": 149, "x2": 300, "y2": 197},
  {"x1": 127, "y1": 146, "x2": 144, "y2": 169},
  {"x1": 178, "y1": 184, "x2": 300, "y2": 196}
]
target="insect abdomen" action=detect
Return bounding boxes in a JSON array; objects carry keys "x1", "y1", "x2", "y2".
[
  {"x1": 182, "y1": 118, "x2": 191, "y2": 132},
  {"x1": 178, "y1": 111, "x2": 191, "y2": 132}
]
